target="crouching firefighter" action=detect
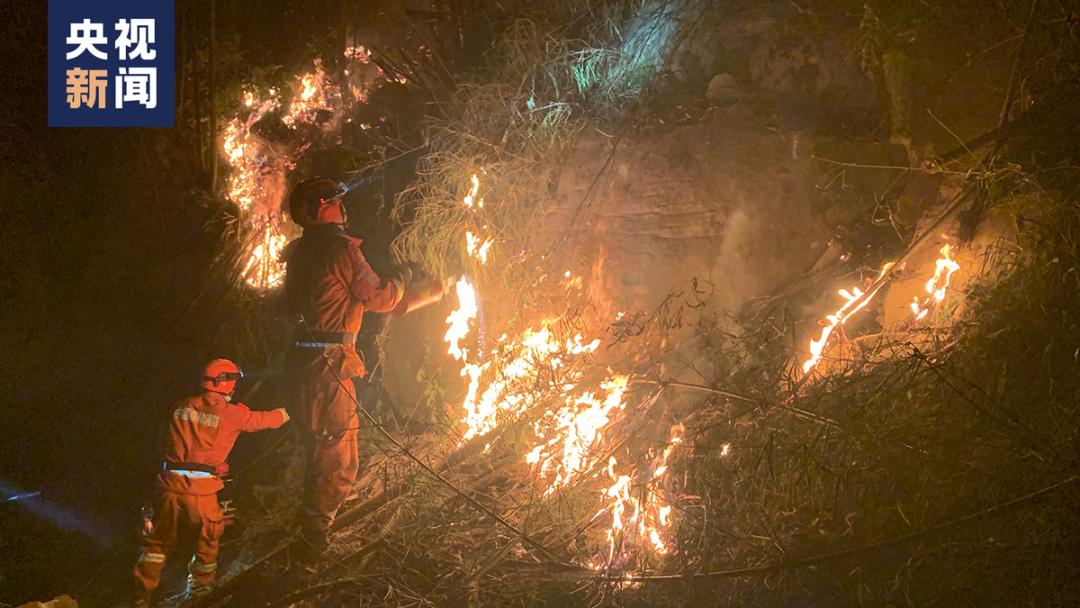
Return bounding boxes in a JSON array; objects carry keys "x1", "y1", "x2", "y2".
[
  {"x1": 133, "y1": 359, "x2": 289, "y2": 605},
  {"x1": 282, "y1": 177, "x2": 408, "y2": 555}
]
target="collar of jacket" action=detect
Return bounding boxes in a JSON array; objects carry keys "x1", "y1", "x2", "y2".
[
  {"x1": 305, "y1": 223, "x2": 363, "y2": 243},
  {"x1": 198, "y1": 390, "x2": 231, "y2": 411}
]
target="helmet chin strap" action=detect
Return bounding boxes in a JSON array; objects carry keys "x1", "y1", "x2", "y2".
[{"x1": 206, "y1": 387, "x2": 234, "y2": 401}]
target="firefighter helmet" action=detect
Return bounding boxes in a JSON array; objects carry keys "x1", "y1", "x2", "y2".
[
  {"x1": 201, "y1": 359, "x2": 244, "y2": 396},
  {"x1": 288, "y1": 177, "x2": 348, "y2": 227}
]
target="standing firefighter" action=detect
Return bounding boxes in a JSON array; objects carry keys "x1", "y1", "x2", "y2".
[
  {"x1": 283, "y1": 177, "x2": 406, "y2": 554},
  {"x1": 133, "y1": 359, "x2": 289, "y2": 605}
]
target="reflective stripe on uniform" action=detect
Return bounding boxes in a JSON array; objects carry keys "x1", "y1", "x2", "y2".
[
  {"x1": 139, "y1": 551, "x2": 166, "y2": 563},
  {"x1": 168, "y1": 469, "x2": 216, "y2": 478},
  {"x1": 295, "y1": 341, "x2": 342, "y2": 348},
  {"x1": 191, "y1": 560, "x2": 217, "y2": 574}
]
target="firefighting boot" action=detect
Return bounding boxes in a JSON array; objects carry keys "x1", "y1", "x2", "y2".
[
  {"x1": 185, "y1": 555, "x2": 216, "y2": 599},
  {"x1": 183, "y1": 578, "x2": 213, "y2": 601}
]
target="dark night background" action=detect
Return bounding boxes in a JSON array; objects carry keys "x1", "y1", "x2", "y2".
[{"x1": 1, "y1": 2, "x2": 337, "y2": 602}]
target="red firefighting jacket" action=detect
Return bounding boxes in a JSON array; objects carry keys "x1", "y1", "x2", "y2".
[
  {"x1": 283, "y1": 224, "x2": 403, "y2": 380},
  {"x1": 158, "y1": 391, "x2": 289, "y2": 495}
]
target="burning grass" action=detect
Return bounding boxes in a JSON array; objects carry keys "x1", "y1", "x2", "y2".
[
  {"x1": 634, "y1": 185, "x2": 1080, "y2": 606},
  {"x1": 183, "y1": 1, "x2": 1080, "y2": 605}
]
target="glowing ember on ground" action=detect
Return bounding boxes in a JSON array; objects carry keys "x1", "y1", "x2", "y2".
[
  {"x1": 592, "y1": 424, "x2": 684, "y2": 569},
  {"x1": 802, "y1": 264, "x2": 894, "y2": 374},
  {"x1": 910, "y1": 244, "x2": 961, "y2": 322}
]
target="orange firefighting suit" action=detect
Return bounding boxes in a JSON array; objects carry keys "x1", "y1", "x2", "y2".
[
  {"x1": 283, "y1": 224, "x2": 403, "y2": 539},
  {"x1": 134, "y1": 392, "x2": 288, "y2": 592}
]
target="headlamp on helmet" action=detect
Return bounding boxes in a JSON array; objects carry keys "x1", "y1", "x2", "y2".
[{"x1": 288, "y1": 177, "x2": 349, "y2": 227}]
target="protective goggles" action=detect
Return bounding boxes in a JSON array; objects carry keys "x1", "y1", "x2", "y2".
[{"x1": 208, "y1": 370, "x2": 245, "y2": 383}]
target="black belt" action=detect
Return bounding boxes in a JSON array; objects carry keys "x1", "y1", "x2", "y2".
[
  {"x1": 295, "y1": 330, "x2": 356, "y2": 347},
  {"x1": 164, "y1": 461, "x2": 215, "y2": 474}
]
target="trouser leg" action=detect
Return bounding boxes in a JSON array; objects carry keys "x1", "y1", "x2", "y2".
[
  {"x1": 302, "y1": 428, "x2": 359, "y2": 540},
  {"x1": 187, "y1": 493, "x2": 224, "y2": 589},
  {"x1": 133, "y1": 492, "x2": 179, "y2": 593},
  {"x1": 288, "y1": 353, "x2": 362, "y2": 544}
]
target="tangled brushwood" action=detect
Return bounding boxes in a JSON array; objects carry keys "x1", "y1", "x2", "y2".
[
  {"x1": 392, "y1": 0, "x2": 687, "y2": 285},
  {"x1": 205, "y1": 165, "x2": 1080, "y2": 608}
]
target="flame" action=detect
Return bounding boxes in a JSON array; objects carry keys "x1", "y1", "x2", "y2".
[
  {"x1": 343, "y1": 45, "x2": 371, "y2": 62},
  {"x1": 220, "y1": 85, "x2": 293, "y2": 292},
  {"x1": 221, "y1": 53, "x2": 414, "y2": 294},
  {"x1": 593, "y1": 424, "x2": 684, "y2": 569},
  {"x1": 439, "y1": 172, "x2": 672, "y2": 567},
  {"x1": 802, "y1": 264, "x2": 894, "y2": 374},
  {"x1": 463, "y1": 174, "x2": 480, "y2": 208},
  {"x1": 282, "y1": 60, "x2": 334, "y2": 128},
  {"x1": 241, "y1": 222, "x2": 288, "y2": 289},
  {"x1": 221, "y1": 97, "x2": 279, "y2": 213},
  {"x1": 465, "y1": 231, "x2": 494, "y2": 264},
  {"x1": 528, "y1": 375, "x2": 629, "y2": 493},
  {"x1": 454, "y1": 325, "x2": 603, "y2": 442},
  {"x1": 444, "y1": 279, "x2": 479, "y2": 362},
  {"x1": 561, "y1": 270, "x2": 584, "y2": 290},
  {"x1": 461, "y1": 175, "x2": 494, "y2": 263},
  {"x1": 910, "y1": 244, "x2": 961, "y2": 322}
]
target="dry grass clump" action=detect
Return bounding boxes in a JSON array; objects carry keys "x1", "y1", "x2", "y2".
[{"x1": 392, "y1": 1, "x2": 692, "y2": 292}]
